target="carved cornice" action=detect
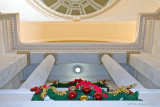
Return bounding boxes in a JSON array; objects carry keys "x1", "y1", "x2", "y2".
[
  {"x1": 138, "y1": 7, "x2": 160, "y2": 52},
  {"x1": 2, "y1": 8, "x2": 160, "y2": 53},
  {"x1": 0, "y1": 14, "x2": 143, "y2": 53},
  {"x1": 0, "y1": 14, "x2": 18, "y2": 53}
]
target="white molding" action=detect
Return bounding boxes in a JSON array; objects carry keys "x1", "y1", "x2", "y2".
[
  {"x1": 0, "y1": 13, "x2": 141, "y2": 52},
  {"x1": 0, "y1": 14, "x2": 19, "y2": 53},
  {"x1": 2, "y1": 8, "x2": 160, "y2": 52},
  {"x1": 138, "y1": 7, "x2": 160, "y2": 53}
]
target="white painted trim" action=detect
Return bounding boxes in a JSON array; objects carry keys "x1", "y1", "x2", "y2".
[{"x1": 1, "y1": 8, "x2": 160, "y2": 52}]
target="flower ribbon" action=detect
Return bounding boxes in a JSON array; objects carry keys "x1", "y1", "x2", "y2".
[{"x1": 76, "y1": 81, "x2": 108, "y2": 98}]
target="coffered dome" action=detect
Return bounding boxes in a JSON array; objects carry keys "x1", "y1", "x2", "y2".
[
  {"x1": 42, "y1": 0, "x2": 114, "y2": 15},
  {"x1": 32, "y1": 0, "x2": 121, "y2": 19}
]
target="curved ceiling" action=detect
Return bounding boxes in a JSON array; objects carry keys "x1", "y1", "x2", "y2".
[
  {"x1": 42, "y1": 0, "x2": 111, "y2": 15},
  {"x1": 31, "y1": 0, "x2": 121, "y2": 19}
]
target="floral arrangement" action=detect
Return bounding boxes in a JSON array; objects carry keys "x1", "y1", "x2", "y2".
[{"x1": 31, "y1": 79, "x2": 141, "y2": 101}]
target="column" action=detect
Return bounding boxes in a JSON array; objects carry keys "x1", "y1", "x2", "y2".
[
  {"x1": 0, "y1": 20, "x2": 5, "y2": 54},
  {"x1": 20, "y1": 55, "x2": 55, "y2": 89},
  {"x1": 101, "y1": 54, "x2": 144, "y2": 89}
]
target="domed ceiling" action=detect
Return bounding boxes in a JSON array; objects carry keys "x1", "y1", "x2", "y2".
[
  {"x1": 30, "y1": 0, "x2": 121, "y2": 19},
  {"x1": 42, "y1": 0, "x2": 111, "y2": 15}
]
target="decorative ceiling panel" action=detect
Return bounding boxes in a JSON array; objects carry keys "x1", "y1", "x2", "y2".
[
  {"x1": 26, "y1": 0, "x2": 121, "y2": 19},
  {"x1": 42, "y1": 0, "x2": 109, "y2": 15}
]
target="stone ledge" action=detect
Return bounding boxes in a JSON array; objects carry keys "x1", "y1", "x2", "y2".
[
  {"x1": 0, "y1": 54, "x2": 27, "y2": 88},
  {"x1": 130, "y1": 54, "x2": 160, "y2": 88}
]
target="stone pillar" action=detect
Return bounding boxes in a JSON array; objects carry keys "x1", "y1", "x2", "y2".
[
  {"x1": 101, "y1": 54, "x2": 144, "y2": 89},
  {"x1": 20, "y1": 55, "x2": 55, "y2": 89},
  {"x1": 152, "y1": 20, "x2": 160, "y2": 58},
  {"x1": 0, "y1": 20, "x2": 5, "y2": 54}
]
